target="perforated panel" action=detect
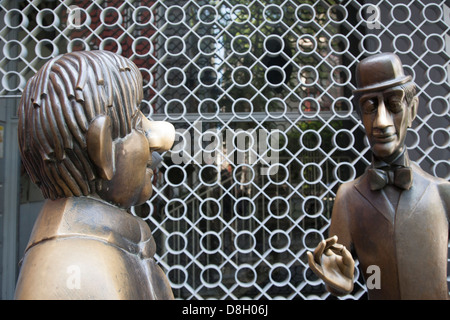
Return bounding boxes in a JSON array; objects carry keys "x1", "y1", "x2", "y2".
[{"x1": 1, "y1": 0, "x2": 448, "y2": 300}]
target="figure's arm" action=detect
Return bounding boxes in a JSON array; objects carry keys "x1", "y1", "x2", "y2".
[
  {"x1": 307, "y1": 184, "x2": 355, "y2": 296},
  {"x1": 437, "y1": 182, "x2": 450, "y2": 224}
]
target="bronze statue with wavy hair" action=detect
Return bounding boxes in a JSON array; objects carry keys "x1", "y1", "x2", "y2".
[{"x1": 15, "y1": 50, "x2": 176, "y2": 299}]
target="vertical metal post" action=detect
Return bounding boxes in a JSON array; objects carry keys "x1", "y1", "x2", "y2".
[{"x1": 1, "y1": 102, "x2": 20, "y2": 300}]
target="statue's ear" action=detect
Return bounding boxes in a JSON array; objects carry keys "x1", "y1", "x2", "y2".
[
  {"x1": 408, "y1": 96, "x2": 419, "y2": 127},
  {"x1": 87, "y1": 115, "x2": 114, "y2": 180}
]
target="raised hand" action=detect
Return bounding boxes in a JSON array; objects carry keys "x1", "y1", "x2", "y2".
[{"x1": 307, "y1": 235, "x2": 355, "y2": 296}]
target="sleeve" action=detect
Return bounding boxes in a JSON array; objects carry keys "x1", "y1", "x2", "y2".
[
  {"x1": 329, "y1": 182, "x2": 353, "y2": 251},
  {"x1": 437, "y1": 181, "x2": 450, "y2": 224}
]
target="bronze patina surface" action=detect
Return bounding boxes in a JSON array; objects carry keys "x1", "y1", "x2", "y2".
[
  {"x1": 15, "y1": 50, "x2": 175, "y2": 300},
  {"x1": 308, "y1": 53, "x2": 450, "y2": 300}
]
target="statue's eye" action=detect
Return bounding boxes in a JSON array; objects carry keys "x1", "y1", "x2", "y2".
[
  {"x1": 361, "y1": 99, "x2": 377, "y2": 114},
  {"x1": 387, "y1": 96, "x2": 403, "y2": 114}
]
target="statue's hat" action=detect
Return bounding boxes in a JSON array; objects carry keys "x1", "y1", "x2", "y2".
[{"x1": 354, "y1": 52, "x2": 412, "y2": 94}]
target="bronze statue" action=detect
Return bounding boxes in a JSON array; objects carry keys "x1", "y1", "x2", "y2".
[
  {"x1": 308, "y1": 53, "x2": 450, "y2": 300},
  {"x1": 15, "y1": 50, "x2": 175, "y2": 299}
]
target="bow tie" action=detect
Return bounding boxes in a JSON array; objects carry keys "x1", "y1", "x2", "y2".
[{"x1": 367, "y1": 166, "x2": 413, "y2": 191}]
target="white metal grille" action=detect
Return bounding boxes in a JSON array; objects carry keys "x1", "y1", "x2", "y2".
[{"x1": 1, "y1": 0, "x2": 449, "y2": 300}]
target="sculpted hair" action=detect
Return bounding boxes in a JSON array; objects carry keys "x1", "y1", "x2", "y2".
[
  {"x1": 18, "y1": 50, "x2": 143, "y2": 199},
  {"x1": 399, "y1": 82, "x2": 417, "y2": 106}
]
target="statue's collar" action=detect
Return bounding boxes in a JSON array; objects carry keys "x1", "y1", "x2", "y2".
[{"x1": 372, "y1": 149, "x2": 410, "y2": 170}]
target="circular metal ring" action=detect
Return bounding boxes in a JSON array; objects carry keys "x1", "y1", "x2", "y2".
[
  {"x1": 267, "y1": 129, "x2": 288, "y2": 151},
  {"x1": 198, "y1": 35, "x2": 218, "y2": 56},
  {"x1": 334, "y1": 162, "x2": 357, "y2": 183},
  {"x1": 296, "y1": 4, "x2": 316, "y2": 24},
  {"x1": 164, "y1": 98, "x2": 186, "y2": 120},
  {"x1": 200, "y1": 266, "x2": 222, "y2": 288},
  {"x1": 198, "y1": 66, "x2": 219, "y2": 88},
  {"x1": 36, "y1": 8, "x2": 60, "y2": 31},
  {"x1": 265, "y1": 98, "x2": 287, "y2": 119},
  {"x1": 200, "y1": 231, "x2": 222, "y2": 254},
  {"x1": 133, "y1": 6, "x2": 154, "y2": 26},
  {"x1": 234, "y1": 197, "x2": 256, "y2": 220},
  {"x1": 232, "y1": 66, "x2": 253, "y2": 88},
  {"x1": 199, "y1": 165, "x2": 220, "y2": 187},
  {"x1": 331, "y1": 97, "x2": 353, "y2": 118},
  {"x1": 231, "y1": 5, "x2": 251, "y2": 25},
  {"x1": 301, "y1": 163, "x2": 323, "y2": 185},
  {"x1": 264, "y1": 34, "x2": 285, "y2": 57},
  {"x1": 299, "y1": 97, "x2": 320, "y2": 118},
  {"x1": 268, "y1": 230, "x2": 290, "y2": 253},
  {"x1": 263, "y1": 4, "x2": 283, "y2": 24},
  {"x1": 298, "y1": 65, "x2": 319, "y2": 87},
  {"x1": 165, "y1": 36, "x2": 186, "y2": 57},
  {"x1": 422, "y1": 3, "x2": 443, "y2": 23},
  {"x1": 268, "y1": 196, "x2": 290, "y2": 219},
  {"x1": 132, "y1": 36, "x2": 154, "y2": 57},
  {"x1": 232, "y1": 164, "x2": 255, "y2": 185},
  {"x1": 100, "y1": 37, "x2": 122, "y2": 55},
  {"x1": 359, "y1": 34, "x2": 382, "y2": 54},
  {"x1": 164, "y1": 165, "x2": 187, "y2": 187},
  {"x1": 198, "y1": 98, "x2": 220, "y2": 119},
  {"x1": 234, "y1": 231, "x2": 256, "y2": 253},
  {"x1": 232, "y1": 98, "x2": 253, "y2": 119},
  {"x1": 297, "y1": 34, "x2": 317, "y2": 55},
  {"x1": 197, "y1": 4, "x2": 218, "y2": 25},
  {"x1": 235, "y1": 264, "x2": 257, "y2": 288},
  {"x1": 199, "y1": 198, "x2": 221, "y2": 220},
  {"x1": 269, "y1": 263, "x2": 291, "y2": 287},
  {"x1": 267, "y1": 164, "x2": 289, "y2": 185},
  {"x1": 390, "y1": 3, "x2": 411, "y2": 24},
  {"x1": 427, "y1": 64, "x2": 447, "y2": 85},
  {"x1": 2, "y1": 71, "x2": 26, "y2": 92},
  {"x1": 393, "y1": 34, "x2": 413, "y2": 54},
  {"x1": 301, "y1": 129, "x2": 322, "y2": 152},
  {"x1": 302, "y1": 196, "x2": 323, "y2": 218},
  {"x1": 164, "y1": 67, "x2": 186, "y2": 89},
  {"x1": 165, "y1": 5, "x2": 186, "y2": 26},
  {"x1": 5, "y1": 9, "x2": 29, "y2": 29},
  {"x1": 100, "y1": 7, "x2": 122, "y2": 27},
  {"x1": 332, "y1": 129, "x2": 355, "y2": 151},
  {"x1": 167, "y1": 266, "x2": 188, "y2": 289},
  {"x1": 3, "y1": 40, "x2": 27, "y2": 60},
  {"x1": 165, "y1": 199, "x2": 187, "y2": 221},
  {"x1": 165, "y1": 232, "x2": 188, "y2": 254},
  {"x1": 231, "y1": 35, "x2": 252, "y2": 56}
]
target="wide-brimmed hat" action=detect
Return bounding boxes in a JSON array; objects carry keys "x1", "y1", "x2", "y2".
[{"x1": 354, "y1": 52, "x2": 412, "y2": 94}]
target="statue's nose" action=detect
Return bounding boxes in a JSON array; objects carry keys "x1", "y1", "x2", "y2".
[
  {"x1": 373, "y1": 99, "x2": 394, "y2": 130},
  {"x1": 142, "y1": 118, "x2": 176, "y2": 153}
]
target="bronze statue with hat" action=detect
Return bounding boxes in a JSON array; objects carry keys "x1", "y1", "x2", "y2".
[
  {"x1": 307, "y1": 52, "x2": 450, "y2": 299},
  {"x1": 14, "y1": 50, "x2": 176, "y2": 299}
]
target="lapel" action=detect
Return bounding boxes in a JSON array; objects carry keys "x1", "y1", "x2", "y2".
[
  {"x1": 354, "y1": 163, "x2": 430, "y2": 225},
  {"x1": 395, "y1": 163, "x2": 431, "y2": 223},
  {"x1": 355, "y1": 172, "x2": 396, "y2": 224}
]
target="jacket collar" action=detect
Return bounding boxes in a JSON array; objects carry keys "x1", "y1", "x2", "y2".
[
  {"x1": 371, "y1": 149, "x2": 410, "y2": 170},
  {"x1": 354, "y1": 162, "x2": 430, "y2": 224}
]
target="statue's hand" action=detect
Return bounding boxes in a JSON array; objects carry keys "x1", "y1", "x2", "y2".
[{"x1": 307, "y1": 235, "x2": 355, "y2": 296}]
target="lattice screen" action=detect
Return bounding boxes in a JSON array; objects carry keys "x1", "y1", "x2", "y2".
[{"x1": 1, "y1": 0, "x2": 449, "y2": 300}]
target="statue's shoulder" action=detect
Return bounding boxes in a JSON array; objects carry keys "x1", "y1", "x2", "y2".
[
  {"x1": 27, "y1": 197, "x2": 147, "y2": 251},
  {"x1": 410, "y1": 161, "x2": 449, "y2": 186},
  {"x1": 332, "y1": 174, "x2": 367, "y2": 212},
  {"x1": 410, "y1": 162, "x2": 450, "y2": 210},
  {"x1": 337, "y1": 172, "x2": 367, "y2": 195}
]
